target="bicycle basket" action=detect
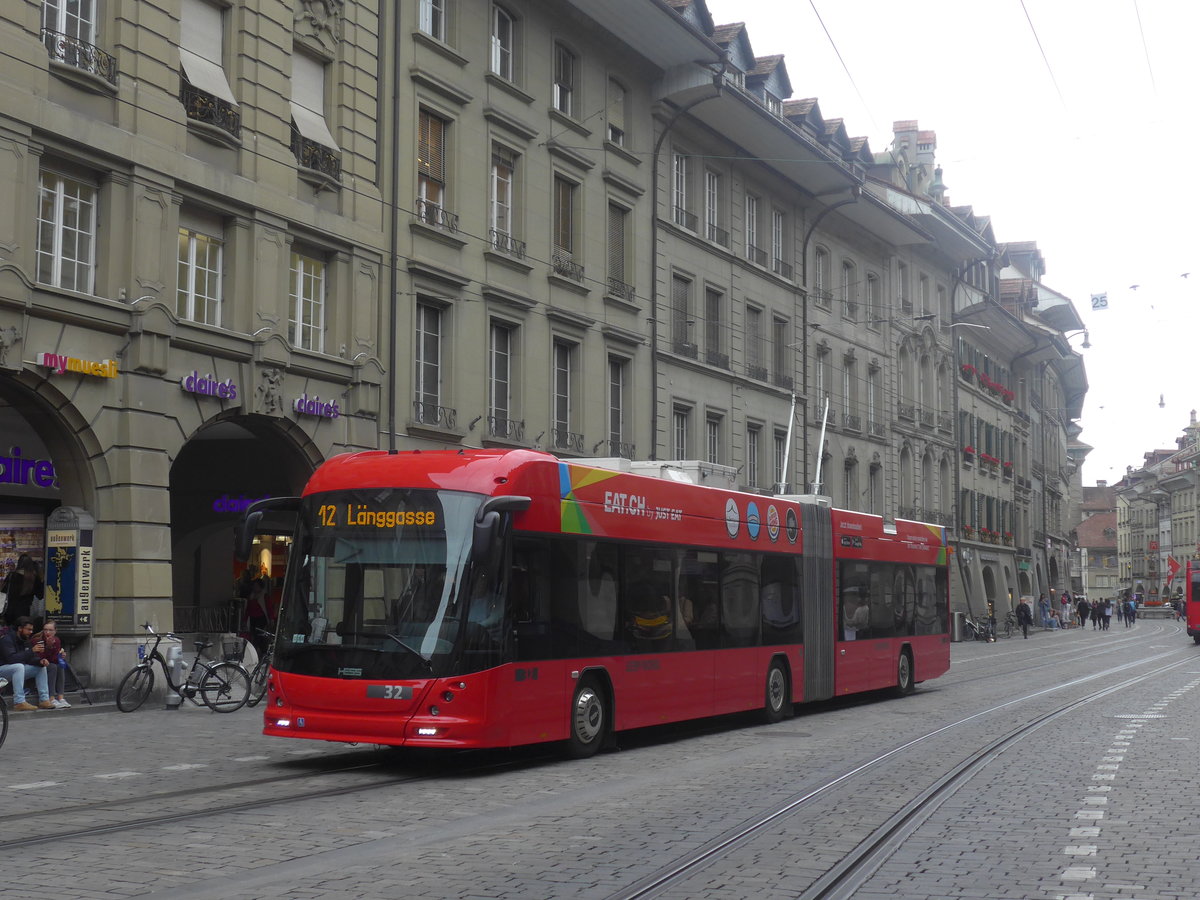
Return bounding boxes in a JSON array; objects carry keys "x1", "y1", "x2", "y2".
[{"x1": 222, "y1": 636, "x2": 246, "y2": 662}]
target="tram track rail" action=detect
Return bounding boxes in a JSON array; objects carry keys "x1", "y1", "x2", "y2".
[
  {"x1": 1, "y1": 746, "x2": 553, "y2": 850},
  {"x1": 611, "y1": 646, "x2": 1199, "y2": 900}
]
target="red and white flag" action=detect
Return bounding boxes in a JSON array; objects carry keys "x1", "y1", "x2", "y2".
[{"x1": 1166, "y1": 555, "x2": 1181, "y2": 586}]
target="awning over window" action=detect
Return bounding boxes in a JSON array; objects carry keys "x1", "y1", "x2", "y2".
[{"x1": 180, "y1": 47, "x2": 237, "y2": 105}]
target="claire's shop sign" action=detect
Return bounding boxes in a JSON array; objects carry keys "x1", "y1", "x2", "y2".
[
  {"x1": 180, "y1": 371, "x2": 239, "y2": 400},
  {"x1": 212, "y1": 493, "x2": 272, "y2": 514},
  {"x1": 294, "y1": 393, "x2": 340, "y2": 419},
  {"x1": 0, "y1": 446, "x2": 56, "y2": 488}
]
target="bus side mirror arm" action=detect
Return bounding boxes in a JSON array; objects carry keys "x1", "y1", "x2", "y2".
[
  {"x1": 236, "y1": 496, "x2": 301, "y2": 561},
  {"x1": 471, "y1": 496, "x2": 531, "y2": 570}
]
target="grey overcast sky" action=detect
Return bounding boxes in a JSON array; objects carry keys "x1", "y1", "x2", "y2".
[{"x1": 717, "y1": 0, "x2": 1198, "y2": 485}]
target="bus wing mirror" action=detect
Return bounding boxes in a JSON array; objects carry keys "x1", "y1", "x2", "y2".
[
  {"x1": 236, "y1": 496, "x2": 301, "y2": 561},
  {"x1": 471, "y1": 495, "x2": 530, "y2": 569}
]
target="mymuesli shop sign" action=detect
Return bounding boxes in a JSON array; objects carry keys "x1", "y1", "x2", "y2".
[{"x1": 36, "y1": 352, "x2": 118, "y2": 378}]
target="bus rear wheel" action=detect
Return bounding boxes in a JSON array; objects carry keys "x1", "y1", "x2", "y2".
[
  {"x1": 762, "y1": 660, "x2": 789, "y2": 724},
  {"x1": 566, "y1": 677, "x2": 606, "y2": 759},
  {"x1": 895, "y1": 649, "x2": 914, "y2": 696}
]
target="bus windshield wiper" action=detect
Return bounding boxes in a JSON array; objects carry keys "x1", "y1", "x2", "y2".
[{"x1": 384, "y1": 633, "x2": 433, "y2": 672}]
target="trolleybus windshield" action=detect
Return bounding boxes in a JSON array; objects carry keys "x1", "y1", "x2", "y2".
[{"x1": 275, "y1": 488, "x2": 487, "y2": 680}]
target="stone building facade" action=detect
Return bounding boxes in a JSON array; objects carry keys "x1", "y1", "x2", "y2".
[{"x1": 0, "y1": 0, "x2": 1088, "y2": 686}]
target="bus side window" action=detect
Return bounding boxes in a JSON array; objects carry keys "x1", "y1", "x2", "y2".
[{"x1": 720, "y1": 552, "x2": 759, "y2": 648}]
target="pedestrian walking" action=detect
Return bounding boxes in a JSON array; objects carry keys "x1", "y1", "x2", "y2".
[
  {"x1": 1077, "y1": 596, "x2": 1090, "y2": 628},
  {"x1": 1103, "y1": 599, "x2": 1113, "y2": 631},
  {"x1": 1091, "y1": 599, "x2": 1102, "y2": 630},
  {"x1": 1060, "y1": 592, "x2": 1072, "y2": 628},
  {"x1": 1038, "y1": 593, "x2": 1050, "y2": 628},
  {"x1": 1016, "y1": 598, "x2": 1033, "y2": 638},
  {"x1": 1124, "y1": 597, "x2": 1136, "y2": 627}
]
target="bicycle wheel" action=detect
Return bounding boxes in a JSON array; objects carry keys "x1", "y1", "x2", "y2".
[
  {"x1": 116, "y1": 666, "x2": 155, "y2": 712},
  {"x1": 1003, "y1": 618, "x2": 1014, "y2": 639},
  {"x1": 200, "y1": 661, "x2": 250, "y2": 712},
  {"x1": 246, "y1": 658, "x2": 270, "y2": 708},
  {"x1": 0, "y1": 696, "x2": 9, "y2": 749}
]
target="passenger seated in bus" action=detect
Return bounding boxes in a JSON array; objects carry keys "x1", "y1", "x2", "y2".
[
  {"x1": 628, "y1": 583, "x2": 673, "y2": 650},
  {"x1": 842, "y1": 590, "x2": 870, "y2": 640}
]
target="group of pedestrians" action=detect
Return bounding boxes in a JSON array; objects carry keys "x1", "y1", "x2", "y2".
[{"x1": 1075, "y1": 596, "x2": 1136, "y2": 631}]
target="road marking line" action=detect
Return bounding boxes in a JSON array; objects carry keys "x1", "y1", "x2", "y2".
[
  {"x1": 1063, "y1": 846, "x2": 1097, "y2": 856},
  {"x1": 1074, "y1": 810, "x2": 1103, "y2": 820},
  {"x1": 162, "y1": 763, "x2": 208, "y2": 771},
  {"x1": 1069, "y1": 827, "x2": 1100, "y2": 838},
  {"x1": 94, "y1": 771, "x2": 140, "y2": 779},
  {"x1": 232, "y1": 755, "x2": 271, "y2": 761},
  {"x1": 13, "y1": 781, "x2": 59, "y2": 790}
]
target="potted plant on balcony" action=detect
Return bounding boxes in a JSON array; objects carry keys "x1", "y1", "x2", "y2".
[
  {"x1": 962, "y1": 524, "x2": 974, "y2": 538},
  {"x1": 963, "y1": 445, "x2": 975, "y2": 461},
  {"x1": 960, "y1": 363, "x2": 976, "y2": 380},
  {"x1": 1003, "y1": 460, "x2": 1014, "y2": 475},
  {"x1": 1003, "y1": 531, "x2": 1014, "y2": 545}
]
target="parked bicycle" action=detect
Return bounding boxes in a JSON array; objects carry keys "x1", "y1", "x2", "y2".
[
  {"x1": 245, "y1": 628, "x2": 274, "y2": 708},
  {"x1": 116, "y1": 623, "x2": 250, "y2": 713},
  {"x1": 962, "y1": 616, "x2": 994, "y2": 642},
  {"x1": 1002, "y1": 610, "x2": 1019, "y2": 639}
]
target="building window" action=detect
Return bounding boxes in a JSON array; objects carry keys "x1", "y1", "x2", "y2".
[
  {"x1": 608, "y1": 356, "x2": 629, "y2": 455},
  {"x1": 772, "y1": 316, "x2": 789, "y2": 387},
  {"x1": 489, "y1": 321, "x2": 514, "y2": 435},
  {"x1": 814, "y1": 246, "x2": 831, "y2": 307},
  {"x1": 774, "y1": 431, "x2": 787, "y2": 490},
  {"x1": 868, "y1": 366, "x2": 880, "y2": 432},
  {"x1": 673, "y1": 407, "x2": 690, "y2": 459},
  {"x1": 179, "y1": 0, "x2": 239, "y2": 136},
  {"x1": 843, "y1": 355, "x2": 857, "y2": 422},
  {"x1": 704, "y1": 170, "x2": 724, "y2": 244},
  {"x1": 841, "y1": 260, "x2": 857, "y2": 321},
  {"x1": 744, "y1": 193, "x2": 762, "y2": 265},
  {"x1": 746, "y1": 425, "x2": 760, "y2": 488},
  {"x1": 288, "y1": 251, "x2": 326, "y2": 352},
  {"x1": 490, "y1": 145, "x2": 521, "y2": 255},
  {"x1": 553, "y1": 43, "x2": 575, "y2": 116},
  {"x1": 415, "y1": 302, "x2": 443, "y2": 421},
  {"x1": 706, "y1": 415, "x2": 722, "y2": 464},
  {"x1": 36, "y1": 170, "x2": 96, "y2": 294},
  {"x1": 670, "y1": 274, "x2": 694, "y2": 355},
  {"x1": 290, "y1": 50, "x2": 338, "y2": 154},
  {"x1": 771, "y1": 209, "x2": 788, "y2": 277},
  {"x1": 490, "y1": 5, "x2": 513, "y2": 79},
  {"x1": 606, "y1": 202, "x2": 631, "y2": 298},
  {"x1": 746, "y1": 305, "x2": 763, "y2": 377},
  {"x1": 417, "y1": 109, "x2": 449, "y2": 225},
  {"x1": 177, "y1": 225, "x2": 223, "y2": 326},
  {"x1": 419, "y1": 0, "x2": 447, "y2": 41},
  {"x1": 919, "y1": 273, "x2": 930, "y2": 314},
  {"x1": 553, "y1": 339, "x2": 576, "y2": 446},
  {"x1": 898, "y1": 261, "x2": 910, "y2": 311},
  {"x1": 704, "y1": 287, "x2": 724, "y2": 365},
  {"x1": 867, "y1": 273, "x2": 881, "y2": 327},
  {"x1": 42, "y1": 0, "x2": 97, "y2": 44},
  {"x1": 672, "y1": 151, "x2": 694, "y2": 229},
  {"x1": 552, "y1": 176, "x2": 581, "y2": 280},
  {"x1": 606, "y1": 78, "x2": 626, "y2": 146}
]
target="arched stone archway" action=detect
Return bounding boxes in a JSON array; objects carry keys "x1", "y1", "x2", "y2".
[{"x1": 169, "y1": 413, "x2": 320, "y2": 630}]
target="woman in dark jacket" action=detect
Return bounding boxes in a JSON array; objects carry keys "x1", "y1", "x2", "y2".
[{"x1": 3, "y1": 554, "x2": 44, "y2": 627}]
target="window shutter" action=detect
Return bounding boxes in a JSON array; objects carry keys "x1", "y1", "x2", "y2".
[
  {"x1": 418, "y1": 112, "x2": 445, "y2": 181},
  {"x1": 607, "y1": 204, "x2": 624, "y2": 280}
]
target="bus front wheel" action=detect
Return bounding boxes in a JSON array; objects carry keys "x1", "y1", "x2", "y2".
[
  {"x1": 566, "y1": 677, "x2": 606, "y2": 759},
  {"x1": 762, "y1": 660, "x2": 789, "y2": 724}
]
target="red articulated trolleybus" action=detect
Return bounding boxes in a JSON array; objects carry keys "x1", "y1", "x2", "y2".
[
  {"x1": 238, "y1": 449, "x2": 950, "y2": 757},
  {"x1": 1186, "y1": 561, "x2": 1200, "y2": 643}
]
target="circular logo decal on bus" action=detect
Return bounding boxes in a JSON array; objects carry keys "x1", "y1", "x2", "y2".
[
  {"x1": 785, "y1": 508, "x2": 799, "y2": 543},
  {"x1": 746, "y1": 501, "x2": 761, "y2": 541},
  {"x1": 766, "y1": 505, "x2": 780, "y2": 542},
  {"x1": 724, "y1": 498, "x2": 739, "y2": 538}
]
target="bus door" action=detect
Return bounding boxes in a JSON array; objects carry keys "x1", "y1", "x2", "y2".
[{"x1": 504, "y1": 548, "x2": 567, "y2": 746}]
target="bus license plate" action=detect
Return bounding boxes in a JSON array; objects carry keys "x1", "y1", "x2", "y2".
[{"x1": 367, "y1": 685, "x2": 413, "y2": 699}]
